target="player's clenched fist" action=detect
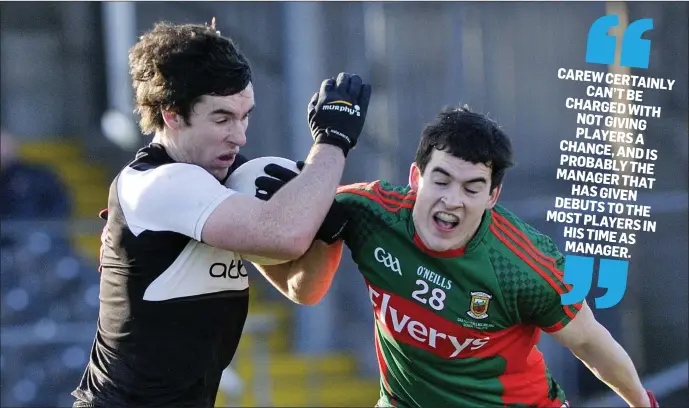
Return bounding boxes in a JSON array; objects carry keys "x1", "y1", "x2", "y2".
[{"x1": 308, "y1": 72, "x2": 372, "y2": 157}]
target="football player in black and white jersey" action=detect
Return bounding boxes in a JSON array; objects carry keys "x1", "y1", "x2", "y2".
[{"x1": 72, "y1": 21, "x2": 372, "y2": 408}]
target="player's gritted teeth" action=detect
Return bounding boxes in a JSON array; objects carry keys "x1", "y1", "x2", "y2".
[{"x1": 433, "y1": 211, "x2": 459, "y2": 231}]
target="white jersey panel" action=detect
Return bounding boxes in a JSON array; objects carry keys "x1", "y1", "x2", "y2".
[
  {"x1": 118, "y1": 163, "x2": 235, "y2": 240},
  {"x1": 143, "y1": 240, "x2": 248, "y2": 301}
]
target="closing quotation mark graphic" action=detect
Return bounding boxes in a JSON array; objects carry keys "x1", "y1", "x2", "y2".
[
  {"x1": 561, "y1": 255, "x2": 629, "y2": 309},
  {"x1": 585, "y1": 14, "x2": 654, "y2": 69}
]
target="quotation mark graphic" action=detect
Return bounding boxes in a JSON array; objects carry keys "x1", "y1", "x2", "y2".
[
  {"x1": 585, "y1": 14, "x2": 654, "y2": 69},
  {"x1": 561, "y1": 255, "x2": 629, "y2": 309}
]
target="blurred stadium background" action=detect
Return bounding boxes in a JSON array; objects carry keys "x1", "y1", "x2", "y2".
[{"x1": 1, "y1": 1, "x2": 687, "y2": 407}]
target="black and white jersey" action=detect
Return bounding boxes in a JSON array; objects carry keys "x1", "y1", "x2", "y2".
[{"x1": 73, "y1": 144, "x2": 250, "y2": 408}]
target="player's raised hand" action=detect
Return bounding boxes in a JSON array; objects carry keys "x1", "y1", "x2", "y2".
[{"x1": 307, "y1": 72, "x2": 372, "y2": 157}]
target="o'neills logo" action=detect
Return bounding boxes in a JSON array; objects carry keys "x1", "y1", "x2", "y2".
[{"x1": 367, "y1": 282, "x2": 490, "y2": 358}]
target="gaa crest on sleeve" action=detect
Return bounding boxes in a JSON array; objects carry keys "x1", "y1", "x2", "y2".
[{"x1": 467, "y1": 291, "x2": 493, "y2": 319}]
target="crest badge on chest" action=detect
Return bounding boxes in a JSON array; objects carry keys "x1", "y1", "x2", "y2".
[{"x1": 467, "y1": 291, "x2": 492, "y2": 319}]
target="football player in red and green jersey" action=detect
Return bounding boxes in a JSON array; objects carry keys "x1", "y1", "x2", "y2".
[{"x1": 254, "y1": 106, "x2": 659, "y2": 407}]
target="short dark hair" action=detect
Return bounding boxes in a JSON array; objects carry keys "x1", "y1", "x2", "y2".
[
  {"x1": 414, "y1": 105, "x2": 514, "y2": 191},
  {"x1": 128, "y1": 21, "x2": 252, "y2": 135}
]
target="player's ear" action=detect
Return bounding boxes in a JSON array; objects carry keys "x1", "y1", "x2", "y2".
[
  {"x1": 409, "y1": 163, "x2": 421, "y2": 190},
  {"x1": 162, "y1": 110, "x2": 181, "y2": 130},
  {"x1": 486, "y1": 184, "x2": 502, "y2": 209}
]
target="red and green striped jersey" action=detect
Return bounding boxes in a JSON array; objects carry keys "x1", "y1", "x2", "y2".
[{"x1": 335, "y1": 180, "x2": 582, "y2": 408}]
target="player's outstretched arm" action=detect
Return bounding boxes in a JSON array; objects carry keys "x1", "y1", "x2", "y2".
[
  {"x1": 247, "y1": 166, "x2": 351, "y2": 304},
  {"x1": 518, "y1": 237, "x2": 659, "y2": 407},
  {"x1": 549, "y1": 302, "x2": 657, "y2": 407},
  {"x1": 202, "y1": 73, "x2": 371, "y2": 261},
  {"x1": 254, "y1": 240, "x2": 344, "y2": 305}
]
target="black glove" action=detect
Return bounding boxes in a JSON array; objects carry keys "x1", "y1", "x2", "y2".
[
  {"x1": 308, "y1": 72, "x2": 372, "y2": 157},
  {"x1": 254, "y1": 161, "x2": 303, "y2": 201},
  {"x1": 315, "y1": 200, "x2": 349, "y2": 245},
  {"x1": 254, "y1": 162, "x2": 349, "y2": 245}
]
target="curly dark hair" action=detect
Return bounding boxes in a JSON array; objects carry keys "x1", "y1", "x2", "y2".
[
  {"x1": 414, "y1": 105, "x2": 515, "y2": 191},
  {"x1": 128, "y1": 21, "x2": 252, "y2": 135}
]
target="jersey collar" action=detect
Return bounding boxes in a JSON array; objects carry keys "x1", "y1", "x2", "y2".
[
  {"x1": 410, "y1": 209, "x2": 493, "y2": 258},
  {"x1": 412, "y1": 233, "x2": 466, "y2": 257}
]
